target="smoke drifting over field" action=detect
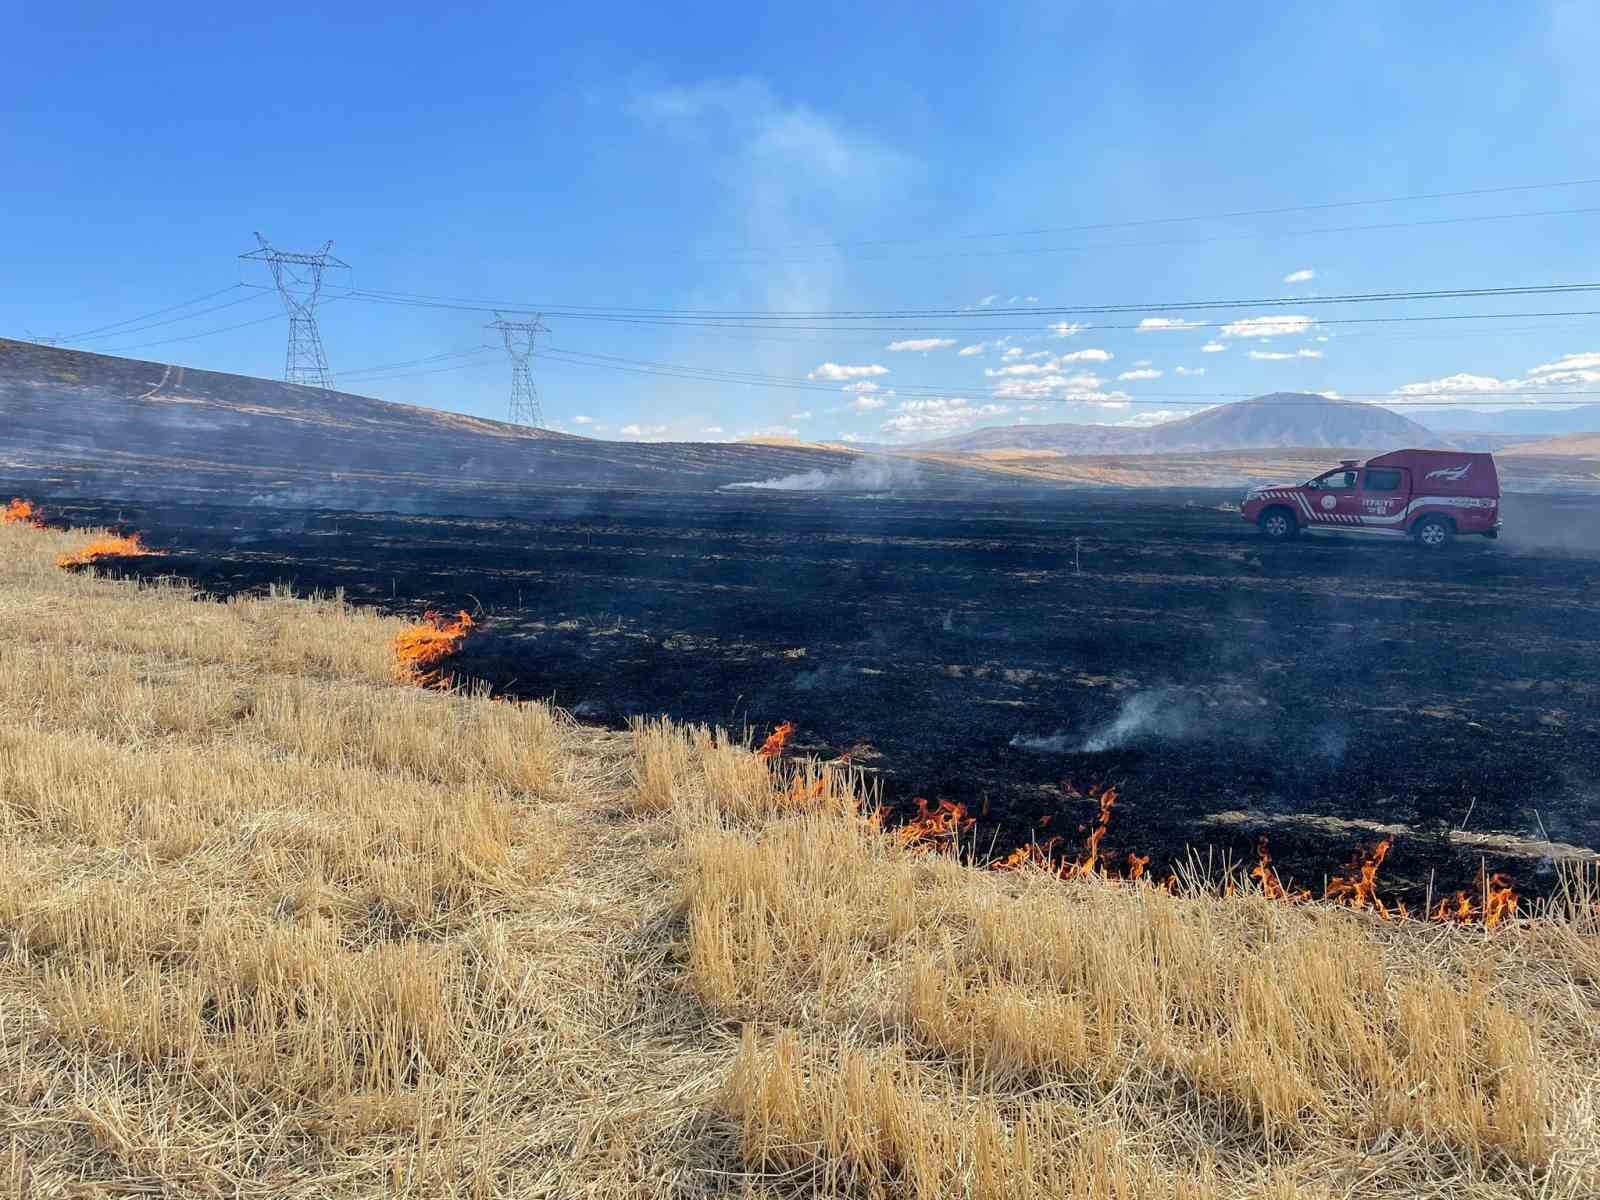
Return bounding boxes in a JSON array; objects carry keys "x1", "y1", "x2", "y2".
[
  {"x1": 723, "y1": 456, "x2": 921, "y2": 493},
  {"x1": 1012, "y1": 686, "x2": 1277, "y2": 754},
  {"x1": 1012, "y1": 687, "x2": 1204, "y2": 753}
]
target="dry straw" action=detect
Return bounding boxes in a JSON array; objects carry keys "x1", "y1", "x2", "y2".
[{"x1": 1, "y1": 520, "x2": 1596, "y2": 1198}]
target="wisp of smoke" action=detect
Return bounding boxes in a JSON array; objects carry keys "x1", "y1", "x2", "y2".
[
  {"x1": 722, "y1": 456, "x2": 921, "y2": 493},
  {"x1": 1011, "y1": 686, "x2": 1206, "y2": 754}
]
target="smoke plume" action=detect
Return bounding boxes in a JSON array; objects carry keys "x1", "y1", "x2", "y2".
[
  {"x1": 1012, "y1": 686, "x2": 1272, "y2": 754},
  {"x1": 722, "y1": 456, "x2": 921, "y2": 493}
]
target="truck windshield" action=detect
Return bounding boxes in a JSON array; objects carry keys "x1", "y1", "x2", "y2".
[{"x1": 1313, "y1": 470, "x2": 1357, "y2": 490}]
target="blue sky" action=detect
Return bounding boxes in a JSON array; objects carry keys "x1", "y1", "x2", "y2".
[{"x1": 4, "y1": 2, "x2": 1598, "y2": 442}]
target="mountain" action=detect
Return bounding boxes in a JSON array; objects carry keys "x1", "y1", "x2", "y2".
[
  {"x1": 0, "y1": 338, "x2": 991, "y2": 508},
  {"x1": 1145, "y1": 392, "x2": 1439, "y2": 451},
  {"x1": 1409, "y1": 404, "x2": 1600, "y2": 436},
  {"x1": 916, "y1": 392, "x2": 1455, "y2": 455}
]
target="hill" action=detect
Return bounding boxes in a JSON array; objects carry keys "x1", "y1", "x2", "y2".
[
  {"x1": 0, "y1": 338, "x2": 988, "y2": 507},
  {"x1": 1501, "y1": 432, "x2": 1600, "y2": 457}
]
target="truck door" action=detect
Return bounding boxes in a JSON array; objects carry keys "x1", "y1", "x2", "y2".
[
  {"x1": 1357, "y1": 466, "x2": 1409, "y2": 527},
  {"x1": 1306, "y1": 467, "x2": 1361, "y2": 525}
]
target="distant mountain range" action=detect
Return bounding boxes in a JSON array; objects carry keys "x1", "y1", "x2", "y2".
[
  {"x1": 912, "y1": 393, "x2": 1531, "y2": 455},
  {"x1": 1401, "y1": 403, "x2": 1600, "y2": 436}
]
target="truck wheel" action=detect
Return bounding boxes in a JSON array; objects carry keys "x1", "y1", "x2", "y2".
[
  {"x1": 1414, "y1": 516, "x2": 1454, "y2": 548},
  {"x1": 1258, "y1": 507, "x2": 1297, "y2": 541}
]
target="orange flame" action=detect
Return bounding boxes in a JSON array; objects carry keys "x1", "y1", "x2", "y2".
[
  {"x1": 756, "y1": 721, "x2": 796, "y2": 759},
  {"x1": 990, "y1": 838, "x2": 1062, "y2": 873},
  {"x1": 1324, "y1": 837, "x2": 1394, "y2": 917},
  {"x1": 894, "y1": 797, "x2": 975, "y2": 851},
  {"x1": 392, "y1": 609, "x2": 475, "y2": 687},
  {"x1": 56, "y1": 532, "x2": 155, "y2": 569},
  {"x1": 1483, "y1": 873, "x2": 1519, "y2": 928},
  {"x1": 1073, "y1": 787, "x2": 1118, "y2": 878},
  {"x1": 1430, "y1": 872, "x2": 1519, "y2": 928},
  {"x1": 992, "y1": 788, "x2": 1149, "y2": 883},
  {"x1": 3, "y1": 498, "x2": 45, "y2": 528},
  {"x1": 1250, "y1": 837, "x2": 1310, "y2": 903}
]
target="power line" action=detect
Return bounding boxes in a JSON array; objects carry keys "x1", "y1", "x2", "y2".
[
  {"x1": 338, "y1": 345, "x2": 498, "y2": 377},
  {"x1": 341, "y1": 280, "x2": 1600, "y2": 324},
  {"x1": 671, "y1": 176, "x2": 1600, "y2": 255},
  {"x1": 49, "y1": 284, "x2": 246, "y2": 343},
  {"x1": 672, "y1": 204, "x2": 1600, "y2": 269},
  {"x1": 67, "y1": 289, "x2": 274, "y2": 346},
  {"x1": 534, "y1": 345, "x2": 1600, "y2": 406},
  {"x1": 90, "y1": 310, "x2": 291, "y2": 354},
  {"x1": 510, "y1": 308, "x2": 1600, "y2": 340}
]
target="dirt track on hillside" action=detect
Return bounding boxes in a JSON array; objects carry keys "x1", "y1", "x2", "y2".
[{"x1": 31, "y1": 485, "x2": 1600, "y2": 906}]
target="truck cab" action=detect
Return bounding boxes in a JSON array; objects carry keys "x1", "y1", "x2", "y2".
[{"x1": 1241, "y1": 449, "x2": 1502, "y2": 547}]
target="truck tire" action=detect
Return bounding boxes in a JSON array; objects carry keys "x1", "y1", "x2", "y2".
[
  {"x1": 1258, "y1": 507, "x2": 1297, "y2": 541},
  {"x1": 1414, "y1": 516, "x2": 1454, "y2": 548}
]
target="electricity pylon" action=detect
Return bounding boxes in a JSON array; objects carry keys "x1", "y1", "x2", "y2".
[
  {"x1": 487, "y1": 311, "x2": 547, "y2": 426},
  {"x1": 241, "y1": 233, "x2": 346, "y2": 389}
]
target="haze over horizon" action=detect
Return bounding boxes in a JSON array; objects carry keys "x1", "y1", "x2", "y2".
[{"x1": 5, "y1": 3, "x2": 1598, "y2": 443}]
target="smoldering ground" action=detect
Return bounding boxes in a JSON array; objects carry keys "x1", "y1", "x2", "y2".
[{"x1": 31, "y1": 485, "x2": 1600, "y2": 901}]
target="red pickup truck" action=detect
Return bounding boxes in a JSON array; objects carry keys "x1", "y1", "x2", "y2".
[{"x1": 1241, "y1": 448, "x2": 1502, "y2": 547}]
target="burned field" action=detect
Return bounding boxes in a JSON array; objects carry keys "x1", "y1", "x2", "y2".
[{"x1": 32, "y1": 484, "x2": 1600, "y2": 906}]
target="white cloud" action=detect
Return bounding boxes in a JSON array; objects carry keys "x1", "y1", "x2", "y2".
[
  {"x1": 842, "y1": 380, "x2": 881, "y2": 393},
  {"x1": 958, "y1": 343, "x2": 986, "y2": 356},
  {"x1": 1221, "y1": 314, "x2": 1315, "y2": 338},
  {"x1": 1025, "y1": 295, "x2": 1039, "y2": 303},
  {"x1": 702, "y1": 425, "x2": 725, "y2": 434},
  {"x1": 847, "y1": 394, "x2": 887, "y2": 411},
  {"x1": 1200, "y1": 341, "x2": 1227, "y2": 353},
  {"x1": 880, "y1": 397, "x2": 1010, "y2": 436},
  {"x1": 978, "y1": 294, "x2": 999, "y2": 306},
  {"x1": 1118, "y1": 408, "x2": 1197, "y2": 427},
  {"x1": 746, "y1": 425, "x2": 802, "y2": 439},
  {"x1": 1527, "y1": 351, "x2": 1600, "y2": 386},
  {"x1": 572, "y1": 415, "x2": 595, "y2": 425},
  {"x1": 1137, "y1": 316, "x2": 1203, "y2": 332},
  {"x1": 620, "y1": 423, "x2": 668, "y2": 438},
  {"x1": 886, "y1": 337, "x2": 956, "y2": 352},
  {"x1": 808, "y1": 362, "x2": 889, "y2": 381},
  {"x1": 986, "y1": 353, "x2": 1110, "y2": 379},
  {"x1": 1174, "y1": 366, "x2": 1206, "y2": 376},
  {"x1": 1049, "y1": 322, "x2": 1086, "y2": 337},
  {"x1": 1248, "y1": 349, "x2": 1323, "y2": 361},
  {"x1": 790, "y1": 410, "x2": 813, "y2": 419},
  {"x1": 1394, "y1": 372, "x2": 1521, "y2": 397},
  {"x1": 837, "y1": 432, "x2": 864, "y2": 443},
  {"x1": 988, "y1": 371, "x2": 1124, "y2": 404},
  {"x1": 1118, "y1": 368, "x2": 1163, "y2": 381},
  {"x1": 1283, "y1": 268, "x2": 1315, "y2": 284}
]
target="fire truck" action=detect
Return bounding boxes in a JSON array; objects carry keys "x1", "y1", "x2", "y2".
[{"x1": 1241, "y1": 449, "x2": 1502, "y2": 547}]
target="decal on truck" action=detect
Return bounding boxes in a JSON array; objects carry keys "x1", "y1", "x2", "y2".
[{"x1": 1424, "y1": 463, "x2": 1471, "y2": 482}]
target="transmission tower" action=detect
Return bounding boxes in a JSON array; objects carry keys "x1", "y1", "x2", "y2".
[
  {"x1": 487, "y1": 311, "x2": 547, "y2": 426},
  {"x1": 241, "y1": 233, "x2": 347, "y2": 389}
]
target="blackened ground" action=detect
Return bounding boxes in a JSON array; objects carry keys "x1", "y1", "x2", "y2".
[{"x1": 29, "y1": 484, "x2": 1600, "y2": 906}]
